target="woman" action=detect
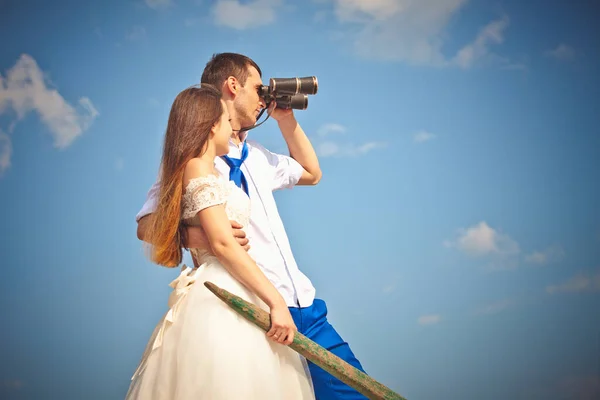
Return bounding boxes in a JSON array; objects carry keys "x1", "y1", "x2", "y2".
[{"x1": 126, "y1": 85, "x2": 315, "y2": 399}]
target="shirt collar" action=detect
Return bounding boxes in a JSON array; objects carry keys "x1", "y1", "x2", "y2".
[{"x1": 229, "y1": 130, "x2": 249, "y2": 148}]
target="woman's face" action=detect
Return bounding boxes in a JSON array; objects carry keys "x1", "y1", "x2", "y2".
[{"x1": 212, "y1": 100, "x2": 233, "y2": 156}]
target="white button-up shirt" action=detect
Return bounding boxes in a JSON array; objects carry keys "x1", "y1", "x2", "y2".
[{"x1": 136, "y1": 138, "x2": 316, "y2": 308}]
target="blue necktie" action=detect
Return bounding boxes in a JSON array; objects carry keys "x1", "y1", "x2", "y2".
[{"x1": 221, "y1": 141, "x2": 249, "y2": 196}]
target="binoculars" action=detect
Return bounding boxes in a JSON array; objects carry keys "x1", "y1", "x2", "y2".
[{"x1": 258, "y1": 76, "x2": 318, "y2": 110}]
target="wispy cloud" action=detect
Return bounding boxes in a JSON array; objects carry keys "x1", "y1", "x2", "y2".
[
  {"x1": 0, "y1": 54, "x2": 99, "y2": 165},
  {"x1": 126, "y1": 26, "x2": 147, "y2": 41},
  {"x1": 327, "y1": 0, "x2": 515, "y2": 69},
  {"x1": 0, "y1": 130, "x2": 11, "y2": 175},
  {"x1": 115, "y1": 157, "x2": 124, "y2": 171},
  {"x1": 452, "y1": 15, "x2": 511, "y2": 69},
  {"x1": 444, "y1": 221, "x2": 520, "y2": 270},
  {"x1": 184, "y1": 17, "x2": 204, "y2": 27},
  {"x1": 418, "y1": 314, "x2": 441, "y2": 326},
  {"x1": 474, "y1": 299, "x2": 515, "y2": 316},
  {"x1": 317, "y1": 123, "x2": 346, "y2": 136},
  {"x1": 382, "y1": 276, "x2": 400, "y2": 294},
  {"x1": 382, "y1": 283, "x2": 396, "y2": 294},
  {"x1": 546, "y1": 271, "x2": 600, "y2": 295},
  {"x1": 413, "y1": 130, "x2": 436, "y2": 143},
  {"x1": 545, "y1": 43, "x2": 575, "y2": 61},
  {"x1": 317, "y1": 140, "x2": 386, "y2": 158},
  {"x1": 145, "y1": 0, "x2": 173, "y2": 10},
  {"x1": 525, "y1": 245, "x2": 565, "y2": 265},
  {"x1": 314, "y1": 122, "x2": 385, "y2": 157},
  {"x1": 212, "y1": 0, "x2": 282, "y2": 30}
]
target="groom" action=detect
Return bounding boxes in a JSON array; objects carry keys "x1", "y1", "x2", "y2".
[{"x1": 136, "y1": 52, "x2": 368, "y2": 399}]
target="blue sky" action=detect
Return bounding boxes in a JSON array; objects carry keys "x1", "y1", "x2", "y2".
[{"x1": 1, "y1": 0, "x2": 599, "y2": 399}]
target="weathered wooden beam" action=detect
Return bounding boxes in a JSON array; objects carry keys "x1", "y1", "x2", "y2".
[{"x1": 204, "y1": 281, "x2": 407, "y2": 400}]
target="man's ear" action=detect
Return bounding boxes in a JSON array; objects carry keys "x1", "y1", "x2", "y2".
[{"x1": 224, "y1": 76, "x2": 238, "y2": 96}]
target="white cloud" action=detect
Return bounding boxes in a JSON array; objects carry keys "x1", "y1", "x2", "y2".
[
  {"x1": 317, "y1": 141, "x2": 340, "y2": 157},
  {"x1": 545, "y1": 44, "x2": 575, "y2": 60},
  {"x1": 452, "y1": 15, "x2": 510, "y2": 69},
  {"x1": 314, "y1": 10, "x2": 328, "y2": 23},
  {"x1": 444, "y1": 221, "x2": 519, "y2": 257},
  {"x1": 413, "y1": 130, "x2": 436, "y2": 143},
  {"x1": 546, "y1": 271, "x2": 600, "y2": 295},
  {"x1": 0, "y1": 130, "x2": 11, "y2": 169},
  {"x1": 0, "y1": 130, "x2": 11, "y2": 175},
  {"x1": 317, "y1": 140, "x2": 386, "y2": 157},
  {"x1": 382, "y1": 276, "x2": 400, "y2": 294},
  {"x1": 418, "y1": 314, "x2": 441, "y2": 325},
  {"x1": 0, "y1": 54, "x2": 99, "y2": 152},
  {"x1": 317, "y1": 123, "x2": 346, "y2": 136},
  {"x1": 212, "y1": 0, "x2": 282, "y2": 30},
  {"x1": 145, "y1": 0, "x2": 173, "y2": 10},
  {"x1": 329, "y1": 0, "x2": 514, "y2": 68},
  {"x1": 185, "y1": 17, "x2": 204, "y2": 27},
  {"x1": 334, "y1": 0, "x2": 404, "y2": 21},
  {"x1": 474, "y1": 299, "x2": 514, "y2": 316},
  {"x1": 525, "y1": 245, "x2": 565, "y2": 265},
  {"x1": 382, "y1": 283, "x2": 395, "y2": 294},
  {"x1": 126, "y1": 26, "x2": 147, "y2": 41}
]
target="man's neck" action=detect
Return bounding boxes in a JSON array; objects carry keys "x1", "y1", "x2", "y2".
[{"x1": 230, "y1": 127, "x2": 247, "y2": 146}]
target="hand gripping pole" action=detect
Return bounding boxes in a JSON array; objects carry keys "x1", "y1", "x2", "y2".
[{"x1": 204, "y1": 281, "x2": 407, "y2": 400}]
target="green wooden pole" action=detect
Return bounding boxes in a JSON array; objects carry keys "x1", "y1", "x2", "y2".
[{"x1": 204, "y1": 281, "x2": 407, "y2": 400}]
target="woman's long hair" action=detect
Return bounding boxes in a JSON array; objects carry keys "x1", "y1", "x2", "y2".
[{"x1": 147, "y1": 84, "x2": 223, "y2": 267}]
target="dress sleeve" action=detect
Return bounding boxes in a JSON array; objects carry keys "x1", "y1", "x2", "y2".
[{"x1": 181, "y1": 175, "x2": 228, "y2": 220}]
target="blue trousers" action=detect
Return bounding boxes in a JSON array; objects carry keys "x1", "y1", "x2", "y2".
[{"x1": 289, "y1": 299, "x2": 369, "y2": 400}]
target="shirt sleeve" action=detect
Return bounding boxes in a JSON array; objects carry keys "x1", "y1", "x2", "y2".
[
  {"x1": 249, "y1": 140, "x2": 304, "y2": 191},
  {"x1": 135, "y1": 180, "x2": 160, "y2": 222}
]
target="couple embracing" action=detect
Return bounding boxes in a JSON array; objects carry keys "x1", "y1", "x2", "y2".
[{"x1": 126, "y1": 52, "x2": 368, "y2": 400}]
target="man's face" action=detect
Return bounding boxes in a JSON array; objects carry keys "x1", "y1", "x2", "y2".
[{"x1": 233, "y1": 66, "x2": 266, "y2": 128}]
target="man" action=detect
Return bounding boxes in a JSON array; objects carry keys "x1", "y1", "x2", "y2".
[{"x1": 136, "y1": 53, "x2": 368, "y2": 400}]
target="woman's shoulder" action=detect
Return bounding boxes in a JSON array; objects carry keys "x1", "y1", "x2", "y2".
[{"x1": 183, "y1": 158, "x2": 219, "y2": 188}]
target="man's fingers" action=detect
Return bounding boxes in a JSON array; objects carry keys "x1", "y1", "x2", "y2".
[
  {"x1": 232, "y1": 228, "x2": 247, "y2": 239},
  {"x1": 229, "y1": 220, "x2": 243, "y2": 229},
  {"x1": 235, "y1": 236, "x2": 249, "y2": 244},
  {"x1": 235, "y1": 237, "x2": 249, "y2": 248},
  {"x1": 243, "y1": 244, "x2": 251, "y2": 252}
]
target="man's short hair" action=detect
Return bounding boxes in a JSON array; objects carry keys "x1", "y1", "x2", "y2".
[{"x1": 200, "y1": 53, "x2": 262, "y2": 89}]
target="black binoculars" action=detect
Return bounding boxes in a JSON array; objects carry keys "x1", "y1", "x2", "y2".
[{"x1": 258, "y1": 76, "x2": 318, "y2": 110}]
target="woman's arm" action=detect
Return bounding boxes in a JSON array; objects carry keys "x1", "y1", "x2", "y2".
[{"x1": 184, "y1": 159, "x2": 296, "y2": 345}]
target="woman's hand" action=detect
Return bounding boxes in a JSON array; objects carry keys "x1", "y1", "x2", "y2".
[{"x1": 266, "y1": 302, "x2": 297, "y2": 346}]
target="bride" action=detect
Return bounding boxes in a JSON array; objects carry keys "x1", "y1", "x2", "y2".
[{"x1": 125, "y1": 84, "x2": 315, "y2": 399}]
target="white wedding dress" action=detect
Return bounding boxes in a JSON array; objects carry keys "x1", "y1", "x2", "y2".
[{"x1": 126, "y1": 174, "x2": 315, "y2": 400}]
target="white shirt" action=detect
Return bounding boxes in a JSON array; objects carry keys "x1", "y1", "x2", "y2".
[{"x1": 136, "y1": 137, "x2": 316, "y2": 308}]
